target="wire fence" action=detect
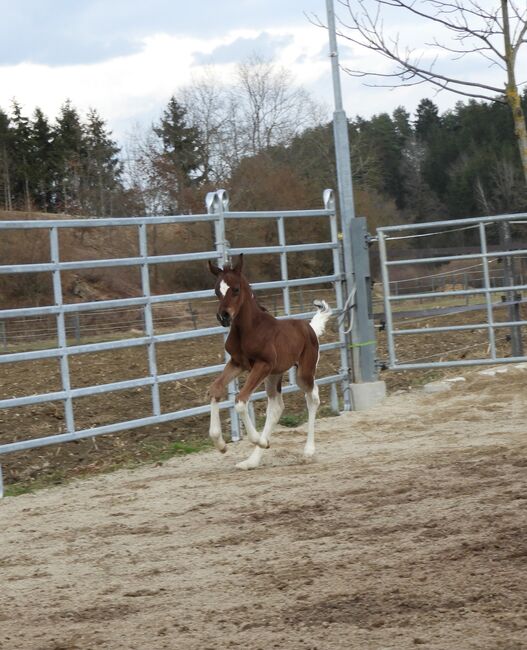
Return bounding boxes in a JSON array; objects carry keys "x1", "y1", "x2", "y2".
[{"x1": 0, "y1": 286, "x2": 327, "y2": 351}]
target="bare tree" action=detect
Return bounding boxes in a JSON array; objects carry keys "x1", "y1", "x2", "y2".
[
  {"x1": 179, "y1": 56, "x2": 326, "y2": 181},
  {"x1": 326, "y1": 0, "x2": 527, "y2": 184},
  {"x1": 234, "y1": 55, "x2": 323, "y2": 155}
]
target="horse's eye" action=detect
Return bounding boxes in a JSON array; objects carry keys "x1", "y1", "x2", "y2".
[{"x1": 232, "y1": 287, "x2": 240, "y2": 295}]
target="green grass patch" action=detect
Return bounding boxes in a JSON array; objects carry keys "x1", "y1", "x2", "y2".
[{"x1": 3, "y1": 438, "x2": 213, "y2": 498}]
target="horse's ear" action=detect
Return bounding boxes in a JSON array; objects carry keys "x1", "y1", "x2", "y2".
[
  {"x1": 208, "y1": 260, "x2": 222, "y2": 276},
  {"x1": 232, "y1": 254, "x2": 244, "y2": 273}
]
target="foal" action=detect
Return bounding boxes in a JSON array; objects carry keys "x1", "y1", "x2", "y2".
[{"x1": 208, "y1": 254, "x2": 332, "y2": 470}]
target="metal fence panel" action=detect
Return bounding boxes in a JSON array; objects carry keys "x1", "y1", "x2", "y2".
[
  {"x1": 377, "y1": 213, "x2": 527, "y2": 371},
  {"x1": 0, "y1": 190, "x2": 352, "y2": 492}
]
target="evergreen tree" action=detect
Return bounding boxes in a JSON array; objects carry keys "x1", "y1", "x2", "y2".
[
  {"x1": 0, "y1": 108, "x2": 13, "y2": 210},
  {"x1": 415, "y1": 99, "x2": 441, "y2": 142},
  {"x1": 54, "y1": 100, "x2": 84, "y2": 212},
  {"x1": 356, "y1": 112, "x2": 406, "y2": 207},
  {"x1": 82, "y1": 108, "x2": 122, "y2": 216},
  {"x1": 153, "y1": 96, "x2": 203, "y2": 183},
  {"x1": 10, "y1": 101, "x2": 32, "y2": 210},
  {"x1": 30, "y1": 108, "x2": 57, "y2": 211}
]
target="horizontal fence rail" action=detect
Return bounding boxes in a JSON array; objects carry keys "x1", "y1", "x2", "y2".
[
  {"x1": 0, "y1": 190, "x2": 352, "y2": 492},
  {"x1": 377, "y1": 213, "x2": 527, "y2": 371}
]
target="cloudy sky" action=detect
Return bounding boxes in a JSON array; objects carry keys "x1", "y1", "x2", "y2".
[{"x1": 0, "y1": 0, "x2": 521, "y2": 143}]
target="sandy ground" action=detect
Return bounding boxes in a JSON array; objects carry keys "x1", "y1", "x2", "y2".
[{"x1": 1, "y1": 367, "x2": 526, "y2": 650}]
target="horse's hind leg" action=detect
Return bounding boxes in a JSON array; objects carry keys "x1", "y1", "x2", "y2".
[
  {"x1": 297, "y1": 348, "x2": 320, "y2": 458},
  {"x1": 303, "y1": 383, "x2": 320, "y2": 458},
  {"x1": 236, "y1": 374, "x2": 283, "y2": 470}
]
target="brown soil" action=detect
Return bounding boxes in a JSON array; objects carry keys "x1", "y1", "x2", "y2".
[
  {"x1": 1, "y1": 302, "x2": 525, "y2": 488},
  {"x1": 1, "y1": 367, "x2": 526, "y2": 649}
]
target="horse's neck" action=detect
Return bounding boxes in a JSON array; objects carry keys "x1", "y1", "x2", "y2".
[{"x1": 235, "y1": 287, "x2": 262, "y2": 332}]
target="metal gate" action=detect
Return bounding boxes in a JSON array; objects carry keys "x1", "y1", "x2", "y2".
[
  {"x1": 377, "y1": 213, "x2": 527, "y2": 370},
  {"x1": 0, "y1": 189, "x2": 352, "y2": 494}
]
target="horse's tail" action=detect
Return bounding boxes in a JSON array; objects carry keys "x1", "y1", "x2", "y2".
[{"x1": 309, "y1": 300, "x2": 332, "y2": 338}]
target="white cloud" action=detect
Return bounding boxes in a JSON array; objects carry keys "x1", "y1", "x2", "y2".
[{"x1": 0, "y1": 26, "x2": 333, "y2": 139}]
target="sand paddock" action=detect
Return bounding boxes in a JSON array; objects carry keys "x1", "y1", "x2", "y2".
[{"x1": 1, "y1": 367, "x2": 526, "y2": 649}]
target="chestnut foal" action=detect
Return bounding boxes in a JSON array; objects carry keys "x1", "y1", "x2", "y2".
[{"x1": 208, "y1": 254, "x2": 332, "y2": 470}]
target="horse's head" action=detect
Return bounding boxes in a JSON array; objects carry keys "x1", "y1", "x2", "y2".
[{"x1": 208, "y1": 254, "x2": 246, "y2": 327}]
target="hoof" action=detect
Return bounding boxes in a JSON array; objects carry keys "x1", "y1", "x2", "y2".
[
  {"x1": 219, "y1": 445, "x2": 227, "y2": 454},
  {"x1": 236, "y1": 460, "x2": 253, "y2": 471},
  {"x1": 303, "y1": 446, "x2": 315, "y2": 459},
  {"x1": 258, "y1": 438, "x2": 270, "y2": 449}
]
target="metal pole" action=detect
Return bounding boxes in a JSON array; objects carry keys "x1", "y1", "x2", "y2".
[
  {"x1": 378, "y1": 231, "x2": 397, "y2": 368},
  {"x1": 327, "y1": 189, "x2": 352, "y2": 410},
  {"x1": 138, "y1": 223, "x2": 161, "y2": 416},
  {"x1": 479, "y1": 222, "x2": 497, "y2": 359},
  {"x1": 277, "y1": 216, "x2": 295, "y2": 387},
  {"x1": 326, "y1": 0, "x2": 366, "y2": 383},
  {"x1": 50, "y1": 227, "x2": 75, "y2": 434},
  {"x1": 207, "y1": 191, "x2": 241, "y2": 442},
  {"x1": 0, "y1": 321, "x2": 6, "y2": 351},
  {"x1": 499, "y1": 220, "x2": 523, "y2": 356}
]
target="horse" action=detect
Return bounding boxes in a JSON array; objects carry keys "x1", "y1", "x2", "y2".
[{"x1": 207, "y1": 254, "x2": 332, "y2": 470}]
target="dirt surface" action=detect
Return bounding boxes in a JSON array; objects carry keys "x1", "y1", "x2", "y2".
[
  {"x1": 2, "y1": 300, "x2": 525, "y2": 489},
  {"x1": 1, "y1": 366, "x2": 526, "y2": 649}
]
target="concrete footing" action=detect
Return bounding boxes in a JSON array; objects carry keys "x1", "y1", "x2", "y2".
[{"x1": 350, "y1": 381, "x2": 387, "y2": 411}]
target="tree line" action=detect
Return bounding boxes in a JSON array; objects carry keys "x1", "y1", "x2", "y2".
[
  {"x1": 0, "y1": 100, "x2": 122, "y2": 215},
  {"x1": 1, "y1": 59, "x2": 526, "y2": 228}
]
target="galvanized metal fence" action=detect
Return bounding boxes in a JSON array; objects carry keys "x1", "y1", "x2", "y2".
[
  {"x1": 0, "y1": 190, "x2": 352, "y2": 495},
  {"x1": 377, "y1": 213, "x2": 527, "y2": 370}
]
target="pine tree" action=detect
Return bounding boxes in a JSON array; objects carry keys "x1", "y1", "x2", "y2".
[
  {"x1": 0, "y1": 108, "x2": 13, "y2": 210},
  {"x1": 415, "y1": 99, "x2": 441, "y2": 142},
  {"x1": 30, "y1": 107, "x2": 57, "y2": 211},
  {"x1": 54, "y1": 100, "x2": 84, "y2": 213},
  {"x1": 154, "y1": 97, "x2": 202, "y2": 185},
  {"x1": 11, "y1": 101, "x2": 32, "y2": 210},
  {"x1": 82, "y1": 108, "x2": 122, "y2": 216}
]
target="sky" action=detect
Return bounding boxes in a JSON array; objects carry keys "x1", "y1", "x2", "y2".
[{"x1": 0, "y1": 0, "x2": 523, "y2": 144}]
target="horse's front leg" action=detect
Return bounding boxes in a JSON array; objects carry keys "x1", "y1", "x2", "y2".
[
  {"x1": 236, "y1": 375, "x2": 283, "y2": 471},
  {"x1": 234, "y1": 361, "x2": 272, "y2": 448},
  {"x1": 209, "y1": 360, "x2": 242, "y2": 453}
]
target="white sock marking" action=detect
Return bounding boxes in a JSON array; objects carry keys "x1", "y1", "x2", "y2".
[{"x1": 304, "y1": 385, "x2": 320, "y2": 458}]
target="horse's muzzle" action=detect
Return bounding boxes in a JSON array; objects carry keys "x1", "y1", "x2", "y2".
[{"x1": 217, "y1": 312, "x2": 231, "y2": 327}]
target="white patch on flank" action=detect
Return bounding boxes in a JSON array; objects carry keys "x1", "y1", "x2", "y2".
[{"x1": 219, "y1": 280, "x2": 230, "y2": 297}]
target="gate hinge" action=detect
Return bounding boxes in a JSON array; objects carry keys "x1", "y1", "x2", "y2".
[{"x1": 366, "y1": 232, "x2": 377, "y2": 247}]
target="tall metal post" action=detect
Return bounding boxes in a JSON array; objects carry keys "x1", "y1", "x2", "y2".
[
  {"x1": 326, "y1": 0, "x2": 378, "y2": 385},
  {"x1": 206, "y1": 190, "x2": 241, "y2": 442},
  {"x1": 499, "y1": 220, "x2": 524, "y2": 357}
]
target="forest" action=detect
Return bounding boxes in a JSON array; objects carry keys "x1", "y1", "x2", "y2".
[{"x1": 1, "y1": 60, "x2": 526, "y2": 231}]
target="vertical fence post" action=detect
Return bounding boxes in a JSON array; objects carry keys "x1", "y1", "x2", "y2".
[
  {"x1": 207, "y1": 190, "x2": 241, "y2": 442},
  {"x1": 138, "y1": 223, "x2": 161, "y2": 416},
  {"x1": 188, "y1": 301, "x2": 198, "y2": 329},
  {"x1": 349, "y1": 217, "x2": 377, "y2": 383},
  {"x1": 277, "y1": 216, "x2": 296, "y2": 387},
  {"x1": 0, "y1": 321, "x2": 6, "y2": 351},
  {"x1": 326, "y1": 0, "x2": 367, "y2": 388},
  {"x1": 378, "y1": 230, "x2": 397, "y2": 368},
  {"x1": 327, "y1": 189, "x2": 351, "y2": 411},
  {"x1": 49, "y1": 227, "x2": 75, "y2": 435},
  {"x1": 479, "y1": 222, "x2": 497, "y2": 359},
  {"x1": 499, "y1": 220, "x2": 524, "y2": 357}
]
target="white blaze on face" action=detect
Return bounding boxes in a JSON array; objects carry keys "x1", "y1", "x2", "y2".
[{"x1": 219, "y1": 280, "x2": 230, "y2": 297}]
